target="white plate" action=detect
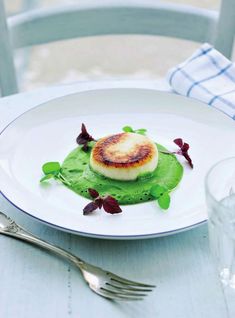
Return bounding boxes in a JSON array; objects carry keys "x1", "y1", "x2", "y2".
[{"x1": 0, "y1": 88, "x2": 234, "y2": 239}]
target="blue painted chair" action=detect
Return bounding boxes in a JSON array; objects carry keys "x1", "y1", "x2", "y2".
[{"x1": 0, "y1": 0, "x2": 235, "y2": 97}]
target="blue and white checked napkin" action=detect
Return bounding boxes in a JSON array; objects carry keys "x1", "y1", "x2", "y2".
[{"x1": 166, "y1": 43, "x2": 235, "y2": 120}]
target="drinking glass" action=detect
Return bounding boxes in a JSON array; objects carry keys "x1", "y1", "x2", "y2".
[{"x1": 205, "y1": 157, "x2": 235, "y2": 288}]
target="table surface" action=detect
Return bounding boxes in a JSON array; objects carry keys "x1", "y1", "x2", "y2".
[{"x1": 0, "y1": 80, "x2": 234, "y2": 318}]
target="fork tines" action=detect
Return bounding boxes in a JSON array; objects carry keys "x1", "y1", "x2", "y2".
[{"x1": 101, "y1": 272, "x2": 156, "y2": 301}]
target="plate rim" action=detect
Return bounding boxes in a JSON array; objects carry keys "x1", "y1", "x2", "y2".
[
  {"x1": 0, "y1": 190, "x2": 207, "y2": 239},
  {"x1": 2, "y1": 86, "x2": 230, "y2": 239}
]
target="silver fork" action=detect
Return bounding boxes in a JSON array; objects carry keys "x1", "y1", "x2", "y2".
[{"x1": 0, "y1": 212, "x2": 155, "y2": 301}]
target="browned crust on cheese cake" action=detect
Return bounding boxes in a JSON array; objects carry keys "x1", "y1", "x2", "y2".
[{"x1": 91, "y1": 133, "x2": 157, "y2": 168}]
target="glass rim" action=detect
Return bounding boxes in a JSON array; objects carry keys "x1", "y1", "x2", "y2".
[{"x1": 205, "y1": 156, "x2": 235, "y2": 209}]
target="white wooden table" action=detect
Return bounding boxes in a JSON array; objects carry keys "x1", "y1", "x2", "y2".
[{"x1": 0, "y1": 80, "x2": 234, "y2": 318}]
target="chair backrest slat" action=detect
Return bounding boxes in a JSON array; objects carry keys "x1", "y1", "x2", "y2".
[
  {"x1": 8, "y1": 3, "x2": 217, "y2": 49},
  {"x1": 0, "y1": 0, "x2": 234, "y2": 97}
]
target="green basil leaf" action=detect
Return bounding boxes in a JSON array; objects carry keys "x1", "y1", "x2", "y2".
[
  {"x1": 135, "y1": 128, "x2": 147, "y2": 135},
  {"x1": 158, "y1": 192, "x2": 170, "y2": 210},
  {"x1": 150, "y1": 185, "x2": 167, "y2": 198},
  {"x1": 42, "y1": 162, "x2": 61, "y2": 175},
  {"x1": 122, "y1": 126, "x2": 134, "y2": 132},
  {"x1": 40, "y1": 174, "x2": 54, "y2": 182}
]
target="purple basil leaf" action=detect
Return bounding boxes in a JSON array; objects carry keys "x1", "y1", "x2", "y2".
[
  {"x1": 181, "y1": 142, "x2": 189, "y2": 152},
  {"x1": 88, "y1": 188, "x2": 99, "y2": 199},
  {"x1": 76, "y1": 123, "x2": 95, "y2": 145},
  {"x1": 81, "y1": 123, "x2": 87, "y2": 135},
  {"x1": 94, "y1": 198, "x2": 103, "y2": 209},
  {"x1": 83, "y1": 201, "x2": 98, "y2": 215},
  {"x1": 183, "y1": 152, "x2": 193, "y2": 168},
  {"x1": 102, "y1": 196, "x2": 122, "y2": 214},
  {"x1": 174, "y1": 138, "x2": 183, "y2": 148},
  {"x1": 76, "y1": 124, "x2": 96, "y2": 152},
  {"x1": 173, "y1": 138, "x2": 193, "y2": 169}
]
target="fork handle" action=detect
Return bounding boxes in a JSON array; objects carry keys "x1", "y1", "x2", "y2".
[{"x1": 1, "y1": 220, "x2": 84, "y2": 267}]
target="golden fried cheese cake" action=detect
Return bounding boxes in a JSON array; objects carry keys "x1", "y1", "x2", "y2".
[{"x1": 90, "y1": 132, "x2": 158, "y2": 181}]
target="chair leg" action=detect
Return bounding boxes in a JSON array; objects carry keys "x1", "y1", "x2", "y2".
[{"x1": 0, "y1": 0, "x2": 18, "y2": 96}]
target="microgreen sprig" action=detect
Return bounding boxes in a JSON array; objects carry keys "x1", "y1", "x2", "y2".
[
  {"x1": 83, "y1": 188, "x2": 122, "y2": 215},
  {"x1": 160, "y1": 138, "x2": 193, "y2": 169},
  {"x1": 40, "y1": 162, "x2": 71, "y2": 186},
  {"x1": 76, "y1": 123, "x2": 96, "y2": 151},
  {"x1": 122, "y1": 126, "x2": 147, "y2": 135},
  {"x1": 150, "y1": 185, "x2": 171, "y2": 210}
]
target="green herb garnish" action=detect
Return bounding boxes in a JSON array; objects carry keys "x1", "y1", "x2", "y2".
[
  {"x1": 122, "y1": 126, "x2": 147, "y2": 135},
  {"x1": 150, "y1": 185, "x2": 171, "y2": 210},
  {"x1": 40, "y1": 161, "x2": 71, "y2": 186}
]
